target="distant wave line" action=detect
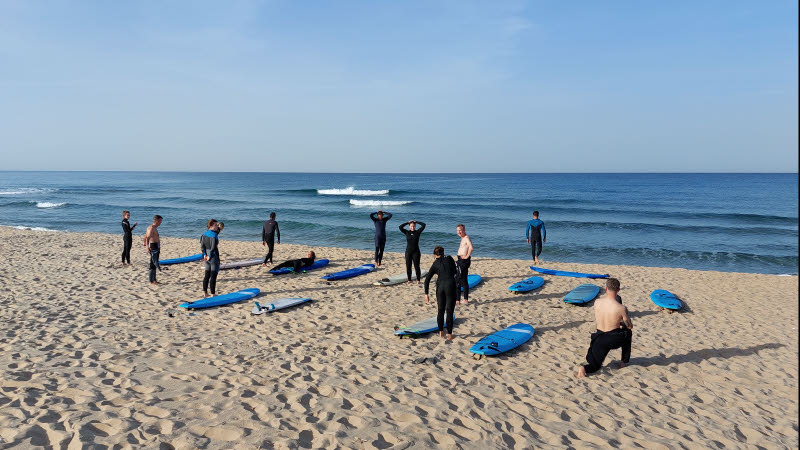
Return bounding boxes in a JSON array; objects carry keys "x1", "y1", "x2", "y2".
[
  {"x1": 36, "y1": 202, "x2": 67, "y2": 208},
  {"x1": 349, "y1": 199, "x2": 413, "y2": 207},
  {"x1": 318, "y1": 187, "x2": 390, "y2": 196}
]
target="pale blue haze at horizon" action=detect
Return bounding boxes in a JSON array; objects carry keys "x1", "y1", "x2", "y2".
[{"x1": 0, "y1": 1, "x2": 797, "y2": 172}]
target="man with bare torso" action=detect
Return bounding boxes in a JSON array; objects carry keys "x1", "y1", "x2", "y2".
[
  {"x1": 455, "y1": 224, "x2": 474, "y2": 304},
  {"x1": 143, "y1": 215, "x2": 163, "y2": 285},
  {"x1": 576, "y1": 278, "x2": 633, "y2": 378}
]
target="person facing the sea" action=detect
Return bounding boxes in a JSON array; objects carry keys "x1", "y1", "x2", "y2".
[
  {"x1": 121, "y1": 210, "x2": 137, "y2": 266},
  {"x1": 261, "y1": 212, "x2": 280, "y2": 266},
  {"x1": 424, "y1": 246, "x2": 458, "y2": 340},
  {"x1": 526, "y1": 211, "x2": 546, "y2": 264},
  {"x1": 399, "y1": 219, "x2": 426, "y2": 283},
  {"x1": 455, "y1": 224, "x2": 473, "y2": 304},
  {"x1": 143, "y1": 215, "x2": 163, "y2": 285},
  {"x1": 370, "y1": 210, "x2": 393, "y2": 266},
  {"x1": 272, "y1": 251, "x2": 316, "y2": 273},
  {"x1": 200, "y1": 219, "x2": 221, "y2": 297},
  {"x1": 576, "y1": 278, "x2": 633, "y2": 378}
]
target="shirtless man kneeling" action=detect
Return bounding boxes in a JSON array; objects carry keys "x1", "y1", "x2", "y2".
[{"x1": 576, "y1": 278, "x2": 633, "y2": 378}]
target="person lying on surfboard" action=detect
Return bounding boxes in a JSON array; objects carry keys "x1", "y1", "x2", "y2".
[
  {"x1": 271, "y1": 251, "x2": 316, "y2": 273},
  {"x1": 576, "y1": 278, "x2": 633, "y2": 378}
]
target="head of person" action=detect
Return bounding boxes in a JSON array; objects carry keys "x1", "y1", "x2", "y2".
[
  {"x1": 409, "y1": 220, "x2": 417, "y2": 231},
  {"x1": 307, "y1": 250, "x2": 316, "y2": 260},
  {"x1": 207, "y1": 219, "x2": 218, "y2": 231},
  {"x1": 433, "y1": 246, "x2": 444, "y2": 259},
  {"x1": 456, "y1": 224, "x2": 466, "y2": 237},
  {"x1": 533, "y1": 210, "x2": 539, "y2": 219},
  {"x1": 269, "y1": 212, "x2": 276, "y2": 220},
  {"x1": 217, "y1": 222, "x2": 224, "y2": 233},
  {"x1": 153, "y1": 215, "x2": 163, "y2": 226},
  {"x1": 122, "y1": 210, "x2": 130, "y2": 219},
  {"x1": 376, "y1": 210, "x2": 383, "y2": 220},
  {"x1": 605, "y1": 278, "x2": 620, "y2": 295}
]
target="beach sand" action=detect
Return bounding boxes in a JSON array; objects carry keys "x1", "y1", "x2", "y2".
[{"x1": 0, "y1": 226, "x2": 797, "y2": 449}]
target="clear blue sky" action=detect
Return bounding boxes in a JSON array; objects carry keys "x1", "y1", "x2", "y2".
[{"x1": 1, "y1": 1, "x2": 797, "y2": 172}]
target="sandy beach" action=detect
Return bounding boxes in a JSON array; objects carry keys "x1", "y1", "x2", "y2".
[{"x1": 0, "y1": 225, "x2": 797, "y2": 449}]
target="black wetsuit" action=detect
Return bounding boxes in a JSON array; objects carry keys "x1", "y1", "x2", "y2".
[
  {"x1": 262, "y1": 219, "x2": 280, "y2": 264},
  {"x1": 121, "y1": 218, "x2": 136, "y2": 264},
  {"x1": 370, "y1": 212, "x2": 392, "y2": 265},
  {"x1": 200, "y1": 230, "x2": 220, "y2": 295},
  {"x1": 583, "y1": 327, "x2": 632, "y2": 374},
  {"x1": 272, "y1": 257, "x2": 315, "y2": 273},
  {"x1": 456, "y1": 256, "x2": 471, "y2": 301},
  {"x1": 399, "y1": 221, "x2": 425, "y2": 281},
  {"x1": 424, "y1": 255, "x2": 458, "y2": 334},
  {"x1": 148, "y1": 242, "x2": 160, "y2": 283}
]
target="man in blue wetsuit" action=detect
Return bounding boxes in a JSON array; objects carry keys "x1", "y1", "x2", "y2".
[{"x1": 525, "y1": 210, "x2": 546, "y2": 264}]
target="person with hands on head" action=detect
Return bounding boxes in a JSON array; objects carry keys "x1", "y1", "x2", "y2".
[
  {"x1": 399, "y1": 219, "x2": 426, "y2": 283},
  {"x1": 370, "y1": 210, "x2": 393, "y2": 266}
]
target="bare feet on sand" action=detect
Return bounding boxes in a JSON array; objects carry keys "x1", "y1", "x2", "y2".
[
  {"x1": 446, "y1": 333, "x2": 453, "y2": 341},
  {"x1": 439, "y1": 331, "x2": 445, "y2": 338},
  {"x1": 575, "y1": 366, "x2": 586, "y2": 378},
  {"x1": 616, "y1": 361, "x2": 627, "y2": 369},
  {"x1": 150, "y1": 281, "x2": 159, "y2": 286}
]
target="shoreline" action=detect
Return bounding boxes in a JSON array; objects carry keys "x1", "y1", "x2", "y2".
[
  {"x1": 1, "y1": 225, "x2": 798, "y2": 448},
  {"x1": 2, "y1": 225, "x2": 796, "y2": 277}
]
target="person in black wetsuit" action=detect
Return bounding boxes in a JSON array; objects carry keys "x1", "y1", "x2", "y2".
[
  {"x1": 370, "y1": 210, "x2": 393, "y2": 266},
  {"x1": 121, "y1": 210, "x2": 137, "y2": 266},
  {"x1": 272, "y1": 251, "x2": 316, "y2": 273},
  {"x1": 399, "y1": 219, "x2": 426, "y2": 283},
  {"x1": 200, "y1": 219, "x2": 221, "y2": 296},
  {"x1": 424, "y1": 246, "x2": 458, "y2": 340},
  {"x1": 261, "y1": 212, "x2": 280, "y2": 266},
  {"x1": 525, "y1": 210, "x2": 546, "y2": 264}
]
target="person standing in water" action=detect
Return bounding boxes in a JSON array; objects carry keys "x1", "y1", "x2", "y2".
[
  {"x1": 370, "y1": 210, "x2": 393, "y2": 266},
  {"x1": 526, "y1": 210, "x2": 546, "y2": 264},
  {"x1": 455, "y1": 224, "x2": 474, "y2": 304},
  {"x1": 399, "y1": 219, "x2": 426, "y2": 283},
  {"x1": 200, "y1": 219, "x2": 221, "y2": 297},
  {"x1": 424, "y1": 246, "x2": 458, "y2": 340},
  {"x1": 576, "y1": 278, "x2": 633, "y2": 378},
  {"x1": 121, "y1": 210, "x2": 137, "y2": 266},
  {"x1": 261, "y1": 212, "x2": 280, "y2": 266},
  {"x1": 143, "y1": 215, "x2": 163, "y2": 285}
]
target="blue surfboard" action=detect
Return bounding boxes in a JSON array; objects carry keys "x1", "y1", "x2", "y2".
[
  {"x1": 322, "y1": 264, "x2": 375, "y2": 281},
  {"x1": 508, "y1": 276, "x2": 545, "y2": 293},
  {"x1": 530, "y1": 266, "x2": 609, "y2": 278},
  {"x1": 650, "y1": 289, "x2": 683, "y2": 310},
  {"x1": 160, "y1": 253, "x2": 203, "y2": 265},
  {"x1": 563, "y1": 284, "x2": 601, "y2": 304},
  {"x1": 462, "y1": 274, "x2": 482, "y2": 291},
  {"x1": 269, "y1": 259, "x2": 330, "y2": 275},
  {"x1": 470, "y1": 323, "x2": 535, "y2": 357},
  {"x1": 179, "y1": 288, "x2": 260, "y2": 309}
]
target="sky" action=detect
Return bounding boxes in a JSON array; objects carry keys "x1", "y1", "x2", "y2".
[{"x1": 0, "y1": 1, "x2": 797, "y2": 172}]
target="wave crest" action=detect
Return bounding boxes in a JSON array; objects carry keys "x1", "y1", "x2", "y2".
[
  {"x1": 349, "y1": 199, "x2": 413, "y2": 207},
  {"x1": 0, "y1": 188, "x2": 57, "y2": 195},
  {"x1": 36, "y1": 202, "x2": 67, "y2": 208},
  {"x1": 318, "y1": 187, "x2": 389, "y2": 196}
]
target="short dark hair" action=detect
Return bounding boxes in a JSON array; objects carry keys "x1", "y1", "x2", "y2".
[
  {"x1": 122, "y1": 210, "x2": 130, "y2": 215},
  {"x1": 456, "y1": 224, "x2": 465, "y2": 230},
  {"x1": 207, "y1": 219, "x2": 217, "y2": 229},
  {"x1": 606, "y1": 278, "x2": 620, "y2": 292},
  {"x1": 269, "y1": 212, "x2": 276, "y2": 219},
  {"x1": 309, "y1": 250, "x2": 316, "y2": 259},
  {"x1": 153, "y1": 215, "x2": 163, "y2": 221},
  {"x1": 533, "y1": 210, "x2": 539, "y2": 217},
  {"x1": 433, "y1": 246, "x2": 444, "y2": 257}
]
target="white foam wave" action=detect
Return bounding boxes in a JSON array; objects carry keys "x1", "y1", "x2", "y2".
[
  {"x1": 349, "y1": 199, "x2": 413, "y2": 207},
  {"x1": 318, "y1": 187, "x2": 389, "y2": 196},
  {"x1": 36, "y1": 202, "x2": 67, "y2": 208},
  {"x1": 0, "y1": 188, "x2": 56, "y2": 195},
  {"x1": 6, "y1": 225, "x2": 58, "y2": 232}
]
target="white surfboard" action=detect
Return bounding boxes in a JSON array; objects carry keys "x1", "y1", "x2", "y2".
[
  {"x1": 373, "y1": 270, "x2": 429, "y2": 286},
  {"x1": 250, "y1": 298, "x2": 311, "y2": 315},
  {"x1": 219, "y1": 258, "x2": 263, "y2": 270}
]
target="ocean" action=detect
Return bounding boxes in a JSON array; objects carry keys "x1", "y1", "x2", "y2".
[{"x1": 0, "y1": 172, "x2": 797, "y2": 275}]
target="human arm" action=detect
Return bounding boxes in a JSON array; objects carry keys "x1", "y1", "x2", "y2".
[
  {"x1": 122, "y1": 221, "x2": 131, "y2": 235},
  {"x1": 399, "y1": 222, "x2": 409, "y2": 233},
  {"x1": 621, "y1": 306, "x2": 633, "y2": 329},
  {"x1": 416, "y1": 221, "x2": 426, "y2": 232},
  {"x1": 201, "y1": 236, "x2": 209, "y2": 260},
  {"x1": 370, "y1": 212, "x2": 378, "y2": 221},
  {"x1": 525, "y1": 221, "x2": 531, "y2": 241},
  {"x1": 131, "y1": 222, "x2": 137, "y2": 231},
  {"x1": 275, "y1": 222, "x2": 280, "y2": 243},
  {"x1": 463, "y1": 236, "x2": 474, "y2": 259},
  {"x1": 261, "y1": 223, "x2": 267, "y2": 244},
  {"x1": 424, "y1": 261, "x2": 438, "y2": 297},
  {"x1": 383, "y1": 212, "x2": 392, "y2": 221},
  {"x1": 143, "y1": 227, "x2": 150, "y2": 248},
  {"x1": 542, "y1": 222, "x2": 546, "y2": 242}
]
